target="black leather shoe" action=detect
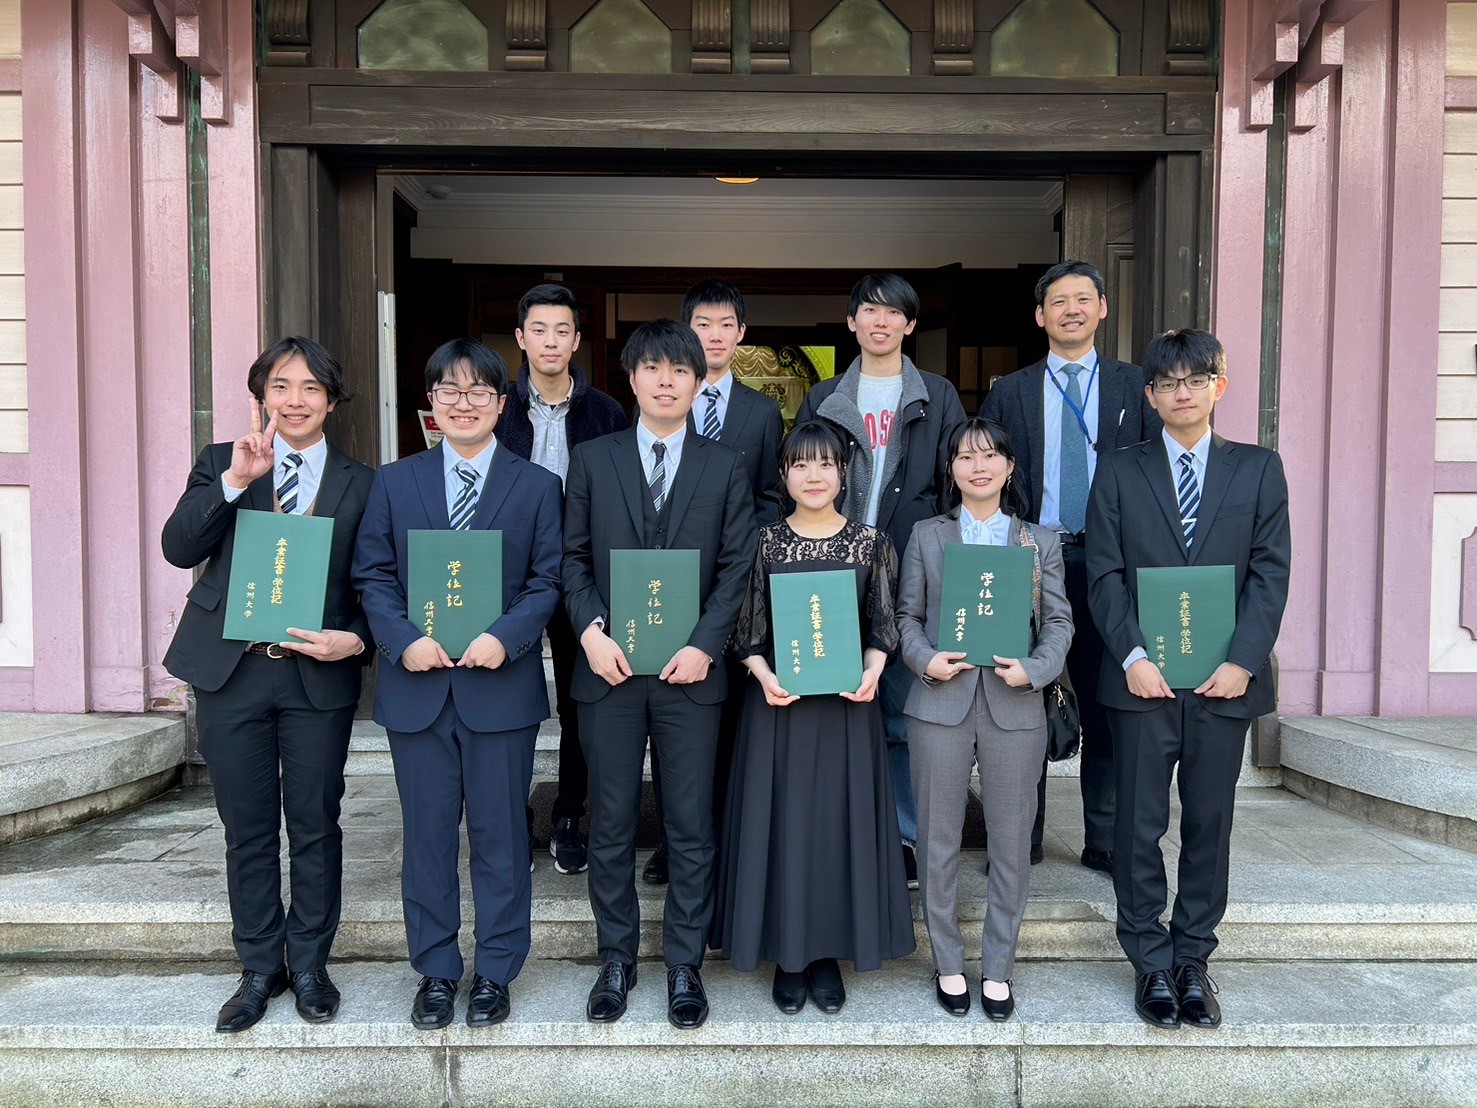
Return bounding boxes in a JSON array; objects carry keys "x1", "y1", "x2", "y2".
[
  {"x1": 411, "y1": 976, "x2": 458, "y2": 1030},
  {"x1": 1030, "y1": 843, "x2": 1045, "y2": 865},
  {"x1": 980, "y1": 980, "x2": 1015, "y2": 1021},
  {"x1": 772, "y1": 966, "x2": 807, "y2": 1014},
  {"x1": 466, "y1": 975, "x2": 511, "y2": 1027},
  {"x1": 1134, "y1": 969, "x2": 1181, "y2": 1029},
  {"x1": 902, "y1": 843, "x2": 920, "y2": 890},
  {"x1": 935, "y1": 974, "x2": 970, "y2": 1017},
  {"x1": 807, "y1": 958, "x2": 846, "y2": 1014},
  {"x1": 1174, "y1": 963, "x2": 1222, "y2": 1028},
  {"x1": 643, "y1": 843, "x2": 669, "y2": 885},
  {"x1": 667, "y1": 964, "x2": 709, "y2": 1029},
  {"x1": 216, "y1": 968, "x2": 289, "y2": 1033},
  {"x1": 587, "y1": 960, "x2": 637, "y2": 1023},
  {"x1": 1080, "y1": 848, "x2": 1114, "y2": 874},
  {"x1": 290, "y1": 969, "x2": 340, "y2": 1023}
]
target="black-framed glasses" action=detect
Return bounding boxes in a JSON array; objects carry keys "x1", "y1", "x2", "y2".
[
  {"x1": 431, "y1": 386, "x2": 499, "y2": 408},
  {"x1": 1151, "y1": 373, "x2": 1218, "y2": 393}
]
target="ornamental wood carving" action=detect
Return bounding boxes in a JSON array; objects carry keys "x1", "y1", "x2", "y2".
[
  {"x1": 750, "y1": 0, "x2": 791, "y2": 73},
  {"x1": 692, "y1": 0, "x2": 733, "y2": 72},
  {"x1": 1165, "y1": 0, "x2": 1212, "y2": 75},
  {"x1": 506, "y1": 0, "x2": 549, "y2": 71},
  {"x1": 264, "y1": 0, "x2": 312, "y2": 67},
  {"x1": 931, "y1": 0, "x2": 972, "y2": 75}
]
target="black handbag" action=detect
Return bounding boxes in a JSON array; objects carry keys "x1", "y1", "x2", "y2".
[{"x1": 1044, "y1": 679, "x2": 1082, "y2": 762}]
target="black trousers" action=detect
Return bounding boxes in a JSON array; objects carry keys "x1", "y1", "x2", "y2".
[
  {"x1": 547, "y1": 599, "x2": 588, "y2": 825},
  {"x1": 647, "y1": 657, "x2": 744, "y2": 837},
  {"x1": 1108, "y1": 697, "x2": 1247, "y2": 974},
  {"x1": 388, "y1": 698, "x2": 537, "y2": 985},
  {"x1": 1032, "y1": 539, "x2": 1115, "y2": 852},
  {"x1": 580, "y1": 676, "x2": 720, "y2": 967},
  {"x1": 196, "y1": 654, "x2": 354, "y2": 974}
]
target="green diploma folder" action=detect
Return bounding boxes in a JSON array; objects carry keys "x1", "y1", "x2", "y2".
[
  {"x1": 223, "y1": 510, "x2": 334, "y2": 643},
  {"x1": 1137, "y1": 565, "x2": 1237, "y2": 689},
  {"x1": 407, "y1": 530, "x2": 504, "y2": 660},
  {"x1": 610, "y1": 549, "x2": 701, "y2": 675},
  {"x1": 770, "y1": 568, "x2": 864, "y2": 697},
  {"x1": 938, "y1": 544, "x2": 1034, "y2": 665}
]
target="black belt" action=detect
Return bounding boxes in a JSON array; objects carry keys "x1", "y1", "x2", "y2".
[
  {"x1": 246, "y1": 642, "x2": 290, "y2": 659},
  {"x1": 1057, "y1": 531, "x2": 1085, "y2": 547}
]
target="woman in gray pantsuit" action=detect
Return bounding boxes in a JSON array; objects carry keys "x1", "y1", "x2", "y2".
[{"x1": 896, "y1": 417, "x2": 1073, "y2": 1020}]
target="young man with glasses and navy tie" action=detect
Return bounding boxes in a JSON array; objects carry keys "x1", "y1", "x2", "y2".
[
  {"x1": 162, "y1": 337, "x2": 374, "y2": 1033},
  {"x1": 352, "y1": 339, "x2": 564, "y2": 1030},
  {"x1": 981, "y1": 260, "x2": 1161, "y2": 875},
  {"x1": 1085, "y1": 328, "x2": 1290, "y2": 1030}
]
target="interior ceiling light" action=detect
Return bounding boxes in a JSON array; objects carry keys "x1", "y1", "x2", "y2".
[{"x1": 715, "y1": 177, "x2": 760, "y2": 185}]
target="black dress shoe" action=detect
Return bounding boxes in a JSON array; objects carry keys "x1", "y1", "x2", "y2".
[
  {"x1": 1080, "y1": 848, "x2": 1113, "y2": 874},
  {"x1": 587, "y1": 960, "x2": 637, "y2": 1023},
  {"x1": 216, "y1": 968, "x2": 289, "y2": 1033},
  {"x1": 807, "y1": 958, "x2": 846, "y2": 1014},
  {"x1": 466, "y1": 975, "x2": 511, "y2": 1027},
  {"x1": 934, "y1": 974, "x2": 970, "y2": 1017},
  {"x1": 902, "y1": 843, "x2": 920, "y2": 889},
  {"x1": 643, "y1": 843, "x2": 669, "y2": 885},
  {"x1": 980, "y1": 980, "x2": 1015, "y2": 1021},
  {"x1": 1030, "y1": 843, "x2": 1045, "y2": 865},
  {"x1": 411, "y1": 976, "x2": 458, "y2": 1030},
  {"x1": 1134, "y1": 969, "x2": 1181, "y2": 1029},
  {"x1": 1174, "y1": 963, "x2": 1222, "y2": 1028},
  {"x1": 290, "y1": 969, "x2": 341, "y2": 1023},
  {"x1": 667, "y1": 964, "x2": 709, "y2": 1029},
  {"x1": 772, "y1": 966, "x2": 807, "y2": 1014}
]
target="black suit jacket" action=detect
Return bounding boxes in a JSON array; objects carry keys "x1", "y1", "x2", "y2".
[
  {"x1": 562, "y1": 429, "x2": 758, "y2": 705},
  {"x1": 161, "y1": 441, "x2": 374, "y2": 710},
  {"x1": 1085, "y1": 433, "x2": 1291, "y2": 720},
  {"x1": 687, "y1": 377, "x2": 784, "y2": 525},
  {"x1": 980, "y1": 355, "x2": 1161, "y2": 526}
]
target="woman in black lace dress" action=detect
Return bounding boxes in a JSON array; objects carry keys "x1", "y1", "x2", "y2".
[{"x1": 711, "y1": 421, "x2": 915, "y2": 1015}]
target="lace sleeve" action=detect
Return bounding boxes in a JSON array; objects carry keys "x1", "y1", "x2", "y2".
[
  {"x1": 865, "y1": 529, "x2": 901, "y2": 658},
  {"x1": 729, "y1": 531, "x2": 772, "y2": 660}
]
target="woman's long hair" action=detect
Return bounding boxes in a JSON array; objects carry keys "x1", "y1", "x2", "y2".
[{"x1": 943, "y1": 416, "x2": 1030, "y2": 520}]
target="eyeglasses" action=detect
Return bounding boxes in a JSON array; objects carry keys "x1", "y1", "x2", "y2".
[
  {"x1": 431, "y1": 386, "x2": 499, "y2": 408},
  {"x1": 1150, "y1": 373, "x2": 1218, "y2": 393}
]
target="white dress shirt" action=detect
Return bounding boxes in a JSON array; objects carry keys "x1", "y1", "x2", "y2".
[
  {"x1": 698, "y1": 372, "x2": 734, "y2": 437},
  {"x1": 1039, "y1": 350, "x2": 1101, "y2": 532},
  {"x1": 636, "y1": 420, "x2": 687, "y2": 490},
  {"x1": 221, "y1": 435, "x2": 328, "y2": 515}
]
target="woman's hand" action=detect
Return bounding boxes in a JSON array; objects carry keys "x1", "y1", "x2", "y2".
[
  {"x1": 841, "y1": 649, "x2": 888, "y2": 703},
  {"x1": 758, "y1": 670, "x2": 800, "y2": 707},
  {"x1": 925, "y1": 651, "x2": 975, "y2": 682},
  {"x1": 992, "y1": 655, "x2": 1031, "y2": 689}
]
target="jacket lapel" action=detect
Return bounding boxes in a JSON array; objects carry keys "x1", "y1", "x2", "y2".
[
  {"x1": 662, "y1": 435, "x2": 706, "y2": 529},
  {"x1": 613, "y1": 431, "x2": 647, "y2": 537},
  {"x1": 721, "y1": 380, "x2": 752, "y2": 447},
  {"x1": 1097, "y1": 358, "x2": 1128, "y2": 451},
  {"x1": 245, "y1": 471, "x2": 275, "y2": 513},
  {"x1": 1189, "y1": 435, "x2": 1235, "y2": 565},
  {"x1": 415, "y1": 442, "x2": 452, "y2": 530},
  {"x1": 1136, "y1": 439, "x2": 1188, "y2": 563},
  {"x1": 1021, "y1": 361, "x2": 1047, "y2": 511},
  {"x1": 313, "y1": 446, "x2": 352, "y2": 519},
  {"x1": 471, "y1": 445, "x2": 519, "y2": 529}
]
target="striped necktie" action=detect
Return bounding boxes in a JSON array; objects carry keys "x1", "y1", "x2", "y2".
[
  {"x1": 449, "y1": 462, "x2": 479, "y2": 530},
  {"x1": 701, "y1": 387, "x2": 721, "y2": 439},
  {"x1": 649, "y1": 441, "x2": 667, "y2": 511},
  {"x1": 277, "y1": 452, "x2": 304, "y2": 515},
  {"x1": 1177, "y1": 451, "x2": 1200, "y2": 549},
  {"x1": 1058, "y1": 365, "x2": 1089, "y2": 535}
]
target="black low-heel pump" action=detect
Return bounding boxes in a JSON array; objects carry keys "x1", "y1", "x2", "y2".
[
  {"x1": 980, "y1": 980, "x2": 1015, "y2": 1021},
  {"x1": 934, "y1": 974, "x2": 970, "y2": 1017}
]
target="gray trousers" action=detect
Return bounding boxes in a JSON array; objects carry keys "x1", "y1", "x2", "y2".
[{"x1": 909, "y1": 681, "x2": 1048, "y2": 982}]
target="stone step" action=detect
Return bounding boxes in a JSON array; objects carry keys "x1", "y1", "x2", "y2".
[
  {"x1": 0, "y1": 958, "x2": 1472, "y2": 1107},
  {"x1": 1280, "y1": 716, "x2": 1477, "y2": 853}
]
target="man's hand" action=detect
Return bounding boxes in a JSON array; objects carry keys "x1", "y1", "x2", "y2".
[
  {"x1": 1196, "y1": 662, "x2": 1251, "y2": 699},
  {"x1": 278, "y1": 628, "x2": 363, "y2": 663},
  {"x1": 992, "y1": 655, "x2": 1031, "y2": 689},
  {"x1": 459, "y1": 633, "x2": 507, "y2": 670},
  {"x1": 925, "y1": 651, "x2": 975, "y2": 682},
  {"x1": 226, "y1": 400, "x2": 276, "y2": 490},
  {"x1": 660, "y1": 645, "x2": 712, "y2": 685},
  {"x1": 402, "y1": 636, "x2": 453, "y2": 673},
  {"x1": 581, "y1": 624, "x2": 633, "y2": 686},
  {"x1": 1126, "y1": 658, "x2": 1175, "y2": 700}
]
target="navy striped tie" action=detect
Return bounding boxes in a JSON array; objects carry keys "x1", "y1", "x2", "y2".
[
  {"x1": 1177, "y1": 451, "x2": 1200, "y2": 549},
  {"x1": 649, "y1": 441, "x2": 666, "y2": 511},
  {"x1": 701, "y1": 387, "x2": 720, "y2": 438},
  {"x1": 277, "y1": 452, "x2": 304, "y2": 515},
  {"x1": 449, "y1": 463, "x2": 479, "y2": 530}
]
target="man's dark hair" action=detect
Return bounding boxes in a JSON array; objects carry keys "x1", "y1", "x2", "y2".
[
  {"x1": 1140, "y1": 328, "x2": 1226, "y2": 387},
  {"x1": 681, "y1": 279, "x2": 746, "y2": 327},
  {"x1": 247, "y1": 336, "x2": 352, "y2": 405},
  {"x1": 943, "y1": 417, "x2": 1030, "y2": 520},
  {"x1": 424, "y1": 338, "x2": 510, "y2": 395},
  {"x1": 1034, "y1": 260, "x2": 1107, "y2": 307},
  {"x1": 518, "y1": 283, "x2": 581, "y2": 331},
  {"x1": 620, "y1": 318, "x2": 707, "y2": 377},
  {"x1": 848, "y1": 273, "x2": 920, "y2": 324}
]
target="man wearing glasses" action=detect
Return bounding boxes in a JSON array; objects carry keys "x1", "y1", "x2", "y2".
[
  {"x1": 353, "y1": 340, "x2": 564, "y2": 1030},
  {"x1": 1086, "y1": 329, "x2": 1290, "y2": 1030}
]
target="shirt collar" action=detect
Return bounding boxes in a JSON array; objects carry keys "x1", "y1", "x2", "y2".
[
  {"x1": 443, "y1": 437, "x2": 497, "y2": 480},
  {"x1": 1162, "y1": 427, "x2": 1212, "y2": 468},
  {"x1": 275, "y1": 435, "x2": 327, "y2": 476},
  {"x1": 636, "y1": 420, "x2": 687, "y2": 458},
  {"x1": 703, "y1": 372, "x2": 734, "y2": 404},
  {"x1": 960, "y1": 504, "x2": 1006, "y2": 533},
  {"x1": 1046, "y1": 349, "x2": 1099, "y2": 379},
  {"x1": 528, "y1": 375, "x2": 573, "y2": 410}
]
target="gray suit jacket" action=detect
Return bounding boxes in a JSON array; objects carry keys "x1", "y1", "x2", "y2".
[{"x1": 896, "y1": 513, "x2": 1074, "y2": 729}]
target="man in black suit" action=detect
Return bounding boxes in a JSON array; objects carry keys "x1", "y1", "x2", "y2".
[
  {"x1": 162, "y1": 337, "x2": 373, "y2": 1033},
  {"x1": 563, "y1": 319, "x2": 757, "y2": 1030},
  {"x1": 1086, "y1": 329, "x2": 1290, "y2": 1030},
  {"x1": 981, "y1": 260, "x2": 1161, "y2": 874}
]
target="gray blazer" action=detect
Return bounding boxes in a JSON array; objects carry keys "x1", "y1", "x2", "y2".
[{"x1": 896, "y1": 513, "x2": 1074, "y2": 729}]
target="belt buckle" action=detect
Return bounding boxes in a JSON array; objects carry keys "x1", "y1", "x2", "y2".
[{"x1": 264, "y1": 643, "x2": 286, "y2": 660}]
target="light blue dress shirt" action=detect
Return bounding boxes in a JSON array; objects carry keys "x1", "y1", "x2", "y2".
[
  {"x1": 443, "y1": 437, "x2": 496, "y2": 519},
  {"x1": 1039, "y1": 349, "x2": 1101, "y2": 532},
  {"x1": 220, "y1": 435, "x2": 327, "y2": 515}
]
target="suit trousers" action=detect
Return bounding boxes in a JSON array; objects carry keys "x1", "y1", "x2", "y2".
[
  {"x1": 547, "y1": 600, "x2": 588, "y2": 824},
  {"x1": 196, "y1": 654, "x2": 354, "y2": 974},
  {"x1": 909, "y1": 681, "x2": 1046, "y2": 982},
  {"x1": 580, "y1": 676, "x2": 720, "y2": 967},
  {"x1": 387, "y1": 699, "x2": 537, "y2": 984},
  {"x1": 1109, "y1": 697, "x2": 1246, "y2": 974},
  {"x1": 1032, "y1": 540, "x2": 1115, "y2": 852}
]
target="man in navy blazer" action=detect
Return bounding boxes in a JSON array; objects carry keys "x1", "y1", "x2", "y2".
[
  {"x1": 353, "y1": 339, "x2": 563, "y2": 1031},
  {"x1": 981, "y1": 260, "x2": 1162, "y2": 874}
]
